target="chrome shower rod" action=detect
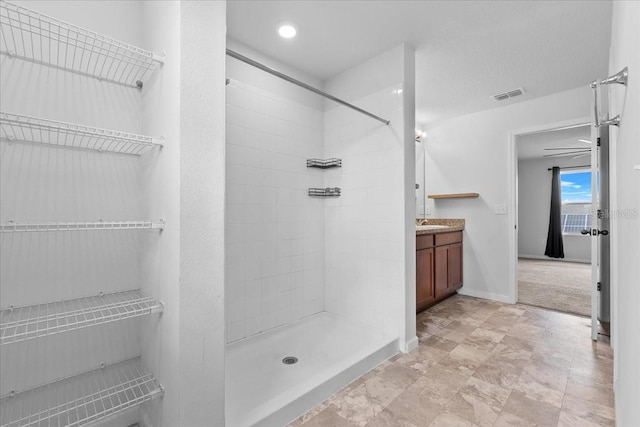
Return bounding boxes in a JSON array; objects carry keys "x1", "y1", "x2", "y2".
[{"x1": 226, "y1": 49, "x2": 390, "y2": 126}]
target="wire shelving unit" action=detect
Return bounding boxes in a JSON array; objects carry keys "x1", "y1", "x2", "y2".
[
  {"x1": 0, "y1": 220, "x2": 165, "y2": 233},
  {"x1": 0, "y1": 112, "x2": 163, "y2": 155},
  {"x1": 0, "y1": 0, "x2": 164, "y2": 89},
  {"x1": 0, "y1": 2, "x2": 168, "y2": 424},
  {"x1": 0, "y1": 357, "x2": 163, "y2": 427},
  {"x1": 1, "y1": 290, "x2": 163, "y2": 346}
]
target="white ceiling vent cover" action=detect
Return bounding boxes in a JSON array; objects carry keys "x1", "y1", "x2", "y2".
[{"x1": 491, "y1": 87, "x2": 526, "y2": 101}]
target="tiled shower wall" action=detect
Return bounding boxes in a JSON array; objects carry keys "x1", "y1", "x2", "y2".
[
  {"x1": 322, "y1": 44, "x2": 414, "y2": 345},
  {"x1": 323, "y1": 86, "x2": 406, "y2": 339},
  {"x1": 225, "y1": 60, "x2": 326, "y2": 343}
]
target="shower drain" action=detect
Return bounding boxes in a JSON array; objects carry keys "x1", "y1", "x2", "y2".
[{"x1": 282, "y1": 356, "x2": 298, "y2": 365}]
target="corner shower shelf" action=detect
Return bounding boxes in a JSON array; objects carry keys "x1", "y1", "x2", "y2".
[
  {"x1": 306, "y1": 158, "x2": 342, "y2": 169},
  {"x1": 0, "y1": 357, "x2": 163, "y2": 427},
  {"x1": 0, "y1": 290, "x2": 163, "y2": 346},
  {"x1": 309, "y1": 187, "x2": 341, "y2": 197},
  {"x1": 0, "y1": 112, "x2": 163, "y2": 155},
  {"x1": 428, "y1": 193, "x2": 479, "y2": 199},
  {"x1": 0, "y1": 0, "x2": 165, "y2": 89},
  {"x1": 0, "y1": 220, "x2": 165, "y2": 233}
]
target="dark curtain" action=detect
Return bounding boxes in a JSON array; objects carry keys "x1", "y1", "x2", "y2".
[{"x1": 545, "y1": 166, "x2": 565, "y2": 258}]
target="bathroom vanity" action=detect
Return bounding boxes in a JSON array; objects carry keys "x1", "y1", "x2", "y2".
[{"x1": 416, "y1": 220, "x2": 464, "y2": 312}]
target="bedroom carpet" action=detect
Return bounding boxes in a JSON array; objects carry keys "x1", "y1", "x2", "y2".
[{"x1": 518, "y1": 258, "x2": 591, "y2": 316}]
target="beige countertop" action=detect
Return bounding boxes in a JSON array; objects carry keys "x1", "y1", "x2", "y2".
[{"x1": 416, "y1": 218, "x2": 465, "y2": 235}]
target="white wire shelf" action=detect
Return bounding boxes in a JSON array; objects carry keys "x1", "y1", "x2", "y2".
[
  {"x1": 0, "y1": 220, "x2": 165, "y2": 233},
  {"x1": 0, "y1": 0, "x2": 164, "y2": 89},
  {"x1": 1, "y1": 290, "x2": 163, "y2": 346},
  {"x1": 0, "y1": 112, "x2": 163, "y2": 155},
  {"x1": 0, "y1": 357, "x2": 163, "y2": 427}
]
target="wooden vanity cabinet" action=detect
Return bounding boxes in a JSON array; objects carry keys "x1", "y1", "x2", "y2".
[{"x1": 416, "y1": 231, "x2": 463, "y2": 312}]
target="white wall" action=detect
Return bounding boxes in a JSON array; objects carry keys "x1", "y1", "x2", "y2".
[
  {"x1": 140, "y1": 1, "x2": 181, "y2": 425},
  {"x1": 517, "y1": 156, "x2": 591, "y2": 262},
  {"x1": 608, "y1": 2, "x2": 640, "y2": 425},
  {"x1": 224, "y1": 41, "x2": 326, "y2": 343},
  {"x1": 424, "y1": 86, "x2": 592, "y2": 302},
  {"x1": 178, "y1": 1, "x2": 227, "y2": 426},
  {"x1": 323, "y1": 44, "x2": 417, "y2": 351}
]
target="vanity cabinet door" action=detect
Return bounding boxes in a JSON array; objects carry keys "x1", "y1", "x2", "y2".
[
  {"x1": 434, "y1": 245, "x2": 449, "y2": 298},
  {"x1": 416, "y1": 247, "x2": 435, "y2": 310},
  {"x1": 448, "y1": 242, "x2": 463, "y2": 290}
]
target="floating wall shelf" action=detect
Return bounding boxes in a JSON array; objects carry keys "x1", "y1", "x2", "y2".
[
  {"x1": 309, "y1": 187, "x2": 341, "y2": 197},
  {"x1": 0, "y1": 357, "x2": 163, "y2": 427},
  {"x1": 428, "y1": 193, "x2": 479, "y2": 200},
  {"x1": 1, "y1": 290, "x2": 163, "y2": 346},
  {"x1": 306, "y1": 158, "x2": 342, "y2": 169},
  {"x1": 0, "y1": 112, "x2": 163, "y2": 155},
  {"x1": 0, "y1": 0, "x2": 165, "y2": 89},
  {"x1": 0, "y1": 220, "x2": 165, "y2": 233}
]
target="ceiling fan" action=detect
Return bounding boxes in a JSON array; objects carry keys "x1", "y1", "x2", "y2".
[{"x1": 543, "y1": 147, "x2": 591, "y2": 158}]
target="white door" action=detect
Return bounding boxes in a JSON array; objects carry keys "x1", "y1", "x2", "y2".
[
  {"x1": 589, "y1": 124, "x2": 600, "y2": 341},
  {"x1": 588, "y1": 116, "x2": 611, "y2": 341}
]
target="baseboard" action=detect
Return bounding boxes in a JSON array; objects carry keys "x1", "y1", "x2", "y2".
[
  {"x1": 402, "y1": 336, "x2": 419, "y2": 353},
  {"x1": 457, "y1": 288, "x2": 513, "y2": 304},
  {"x1": 518, "y1": 254, "x2": 590, "y2": 264}
]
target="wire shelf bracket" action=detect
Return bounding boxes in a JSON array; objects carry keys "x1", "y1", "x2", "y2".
[
  {"x1": 306, "y1": 158, "x2": 342, "y2": 169},
  {"x1": 0, "y1": 112, "x2": 163, "y2": 155},
  {"x1": 0, "y1": 220, "x2": 165, "y2": 233},
  {"x1": 309, "y1": 187, "x2": 341, "y2": 197},
  {"x1": 0, "y1": 0, "x2": 165, "y2": 89},
  {"x1": 1, "y1": 290, "x2": 163, "y2": 346},
  {"x1": 0, "y1": 357, "x2": 163, "y2": 427}
]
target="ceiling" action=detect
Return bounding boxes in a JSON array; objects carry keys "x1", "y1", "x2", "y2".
[
  {"x1": 517, "y1": 125, "x2": 592, "y2": 160},
  {"x1": 227, "y1": 1, "x2": 612, "y2": 124}
]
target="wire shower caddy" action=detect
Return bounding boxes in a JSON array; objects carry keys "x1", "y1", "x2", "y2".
[
  {"x1": 308, "y1": 187, "x2": 341, "y2": 197},
  {"x1": 0, "y1": 0, "x2": 164, "y2": 89},
  {"x1": 306, "y1": 158, "x2": 342, "y2": 169},
  {"x1": 0, "y1": 112, "x2": 163, "y2": 155}
]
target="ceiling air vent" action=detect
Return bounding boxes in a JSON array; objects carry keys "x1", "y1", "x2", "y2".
[{"x1": 491, "y1": 87, "x2": 525, "y2": 101}]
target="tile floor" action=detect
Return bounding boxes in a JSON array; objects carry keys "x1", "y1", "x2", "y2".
[{"x1": 290, "y1": 294, "x2": 614, "y2": 427}]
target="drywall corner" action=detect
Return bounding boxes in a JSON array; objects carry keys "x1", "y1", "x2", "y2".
[{"x1": 179, "y1": 1, "x2": 226, "y2": 425}]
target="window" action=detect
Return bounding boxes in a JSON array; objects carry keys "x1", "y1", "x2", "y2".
[{"x1": 560, "y1": 170, "x2": 592, "y2": 234}]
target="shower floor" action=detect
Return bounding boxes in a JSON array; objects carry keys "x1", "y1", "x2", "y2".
[{"x1": 225, "y1": 313, "x2": 398, "y2": 427}]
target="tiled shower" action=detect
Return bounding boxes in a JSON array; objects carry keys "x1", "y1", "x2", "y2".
[
  {"x1": 224, "y1": 44, "x2": 416, "y2": 425},
  {"x1": 225, "y1": 49, "x2": 327, "y2": 342}
]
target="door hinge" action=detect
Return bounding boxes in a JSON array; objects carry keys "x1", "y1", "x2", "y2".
[
  {"x1": 597, "y1": 137, "x2": 601, "y2": 147},
  {"x1": 597, "y1": 282, "x2": 602, "y2": 291}
]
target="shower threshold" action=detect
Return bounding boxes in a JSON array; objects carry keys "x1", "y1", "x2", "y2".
[{"x1": 225, "y1": 313, "x2": 398, "y2": 427}]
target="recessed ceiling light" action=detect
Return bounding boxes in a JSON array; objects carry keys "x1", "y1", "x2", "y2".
[{"x1": 278, "y1": 22, "x2": 297, "y2": 39}]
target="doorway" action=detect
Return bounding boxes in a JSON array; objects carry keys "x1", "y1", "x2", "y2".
[
  {"x1": 516, "y1": 124, "x2": 593, "y2": 316},
  {"x1": 509, "y1": 118, "x2": 610, "y2": 340}
]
